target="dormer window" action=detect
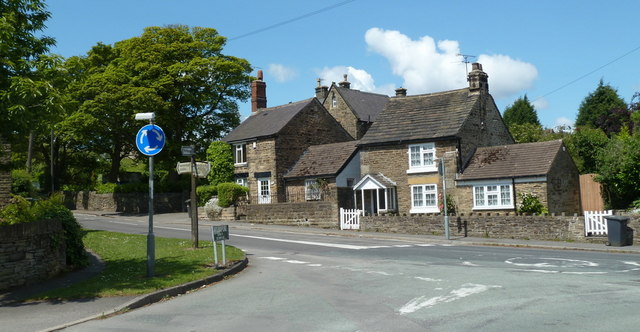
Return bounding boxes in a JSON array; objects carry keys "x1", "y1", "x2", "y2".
[
  {"x1": 407, "y1": 143, "x2": 436, "y2": 173},
  {"x1": 331, "y1": 94, "x2": 337, "y2": 108},
  {"x1": 234, "y1": 143, "x2": 247, "y2": 165}
]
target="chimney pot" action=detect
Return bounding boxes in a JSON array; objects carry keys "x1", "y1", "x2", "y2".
[
  {"x1": 315, "y1": 78, "x2": 329, "y2": 101},
  {"x1": 395, "y1": 87, "x2": 407, "y2": 97},
  {"x1": 251, "y1": 71, "x2": 267, "y2": 113},
  {"x1": 338, "y1": 74, "x2": 351, "y2": 89},
  {"x1": 468, "y1": 62, "x2": 488, "y2": 94}
]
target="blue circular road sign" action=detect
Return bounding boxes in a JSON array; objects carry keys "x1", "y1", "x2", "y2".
[{"x1": 136, "y1": 124, "x2": 166, "y2": 156}]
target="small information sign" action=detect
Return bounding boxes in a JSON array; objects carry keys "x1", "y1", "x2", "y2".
[{"x1": 212, "y1": 225, "x2": 229, "y2": 241}]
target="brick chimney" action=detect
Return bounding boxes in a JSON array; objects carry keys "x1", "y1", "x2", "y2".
[
  {"x1": 251, "y1": 70, "x2": 267, "y2": 113},
  {"x1": 338, "y1": 74, "x2": 351, "y2": 89},
  {"x1": 395, "y1": 87, "x2": 407, "y2": 97},
  {"x1": 468, "y1": 62, "x2": 488, "y2": 94},
  {"x1": 315, "y1": 78, "x2": 329, "y2": 101}
]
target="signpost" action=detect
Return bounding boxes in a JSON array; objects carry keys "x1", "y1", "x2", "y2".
[
  {"x1": 438, "y1": 158, "x2": 450, "y2": 240},
  {"x1": 211, "y1": 225, "x2": 229, "y2": 268},
  {"x1": 135, "y1": 113, "x2": 165, "y2": 277}
]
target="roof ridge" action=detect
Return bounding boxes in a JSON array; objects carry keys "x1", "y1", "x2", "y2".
[{"x1": 390, "y1": 87, "x2": 469, "y2": 99}]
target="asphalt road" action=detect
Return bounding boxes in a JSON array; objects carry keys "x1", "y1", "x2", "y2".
[{"x1": 61, "y1": 213, "x2": 640, "y2": 331}]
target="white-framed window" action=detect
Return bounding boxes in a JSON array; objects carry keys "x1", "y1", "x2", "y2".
[
  {"x1": 407, "y1": 143, "x2": 437, "y2": 173},
  {"x1": 258, "y1": 178, "x2": 271, "y2": 204},
  {"x1": 331, "y1": 94, "x2": 337, "y2": 108},
  {"x1": 473, "y1": 184, "x2": 513, "y2": 209},
  {"x1": 234, "y1": 143, "x2": 247, "y2": 165},
  {"x1": 410, "y1": 184, "x2": 439, "y2": 213},
  {"x1": 305, "y1": 179, "x2": 321, "y2": 201},
  {"x1": 235, "y1": 177, "x2": 247, "y2": 187}
]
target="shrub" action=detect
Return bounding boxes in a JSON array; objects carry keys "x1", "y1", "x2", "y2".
[
  {"x1": 11, "y1": 169, "x2": 34, "y2": 197},
  {"x1": 517, "y1": 193, "x2": 548, "y2": 214},
  {"x1": 197, "y1": 184, "x2": 218, "y2": 206},
  {"x1": 217, "y1": 182, "x2": 248, "y2": 208},
  {"x1": 0, "y1": 195, "x2": 36, "y2": 224}
]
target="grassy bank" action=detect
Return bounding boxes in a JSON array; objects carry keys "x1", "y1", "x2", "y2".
[{"x1": 37, "y1": 230, "x2": 244, "y2": 300}]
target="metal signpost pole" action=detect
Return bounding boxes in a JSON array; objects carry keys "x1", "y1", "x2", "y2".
[
  {"x1": 191, "y1": 154, "x2": 198, "y2": 248},
  {"x1": 147, "y1": 155, "x2": 155, "y2": 277},
  {"x1": 440, "y1": 159, "x2": 450, "y2": 240}
]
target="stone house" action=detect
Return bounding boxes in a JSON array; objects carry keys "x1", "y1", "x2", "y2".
[
  {"x1": 356, "y1": 63, "x2": 515, "y2": 215},
  {"x1": 456, "y1": 139, "x2": 581, "y2": 214},
  {"x1": 223, "y1": 71, "x2": 353, "y2": 204},
  {"x1": 314, "y1": 75, "x2": 389, "y2": 140},
  {"x1": 283, "y1": 140, "x2": 360, "y2": 207}
]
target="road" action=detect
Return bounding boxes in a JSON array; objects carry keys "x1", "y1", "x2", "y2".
[{"x1": 67, "y1": 213, "x2": 640, "y2": 331}]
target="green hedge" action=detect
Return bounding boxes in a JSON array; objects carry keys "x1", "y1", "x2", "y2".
[
  {"x1": 196, "y1": 185, "x2": 218, "y2": 206},
  {"x1": 216, "y1": 182, "x2": 248, "y2": 208}
]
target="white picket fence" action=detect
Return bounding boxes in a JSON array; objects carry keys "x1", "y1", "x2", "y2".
[
  {"x1": 584, "y1": 210, "x2": 613, "y2": 236},
  {"x1": 340, "y1": 208, "x2": 363, "y2": 230}
]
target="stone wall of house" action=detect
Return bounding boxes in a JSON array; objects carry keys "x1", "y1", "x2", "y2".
[
  {"x1": 275, "y1": 100, "x2": 353, "y2": 200},
  {"x1": 458, "y1": 93, "x2": 514, "y2": 166},
  {"x1": 323, "y1": 89, "x2": 359, "y2": 139},
  {"x1": 0, "y1": 219, "x2": 66, "y2": 291},
  {"x1": 546, "y1": 144, "x2": 582, "y2": 214},
  {"x1": 0, "y1": 137, "x2": 10, "y2": 209},
  {"x1": 361, "y1": 213, "x2": 639, "y2": 242},
  {"x1": 235, "y1": 201, "x2": 339, "y2": 228},
  {"x1": 64, "y1": 191, "x2": 187, "y2": 213},
  {"x1": 234, "y1": 138, "x2": 277, "y2": 202},
  {"x1": 361, "y1": 140, "x2": 458, "y2": 215}
]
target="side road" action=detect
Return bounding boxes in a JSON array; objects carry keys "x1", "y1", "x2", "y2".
[{"x1": 0, "y1": 211, "x2": 637, "y2": 332}]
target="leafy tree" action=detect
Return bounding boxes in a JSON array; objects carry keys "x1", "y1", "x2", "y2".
[
  {"x1": 503, "y1": 95, "x2": 540, "y2": 127},
  {"x1": 575, "y1": 80, "x2": 627, "y2": 134},
  {"x1": 595, "y1": 129, "x2": 640, "y2": 208},
  {"x1": 206, "y1": 141, "x2": 234, "y2": 186},
  {"x1": 564, "y1": 127, "x2": 609, "y2": 174},
  {"x1": 0, "y1": 0, "x2": 56, "y2": 140},
  {"x1": 508, "y1": 123, "x2": 544, "y2": 143}
]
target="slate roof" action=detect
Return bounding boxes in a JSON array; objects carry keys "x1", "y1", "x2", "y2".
[
  {"x1": 223, "y1": 98, "x2": 314, "y2": 143},
  {"x1": 353, "y1": 173, "x2": 397, "y2": 190},
  {"x1": 458, "y1": 140, "x2": 564, "y2": 181},
  {"x1": 358, "y1": 88, "x2": 478, "y2": 146},
  {"x1": 284, "y1": 140, "x2": 359, "y2": 179},
  {"x1": 335, "y1": 87, "x2": 389, "y2": 122}
]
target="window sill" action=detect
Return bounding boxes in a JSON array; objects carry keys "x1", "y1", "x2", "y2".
[
  {"x1": 410, "y1": 207, "x2": 440, "y2": 214},
  {"x1": 473, "y1": 205, "x2": 514, "y2": 211},
  {"x1": 234, "y1": 163, "x2": 247, "y2": 167},
  {"x1": 407, "y1": 167, "x2": 437, "y2": 174}
]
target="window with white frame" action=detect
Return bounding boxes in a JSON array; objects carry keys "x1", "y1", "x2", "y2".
[
  {"x1": 473, "y1": 184, "x2": 513, "y2": 209},
  {"x1": 331, "y1": 94, "x2": 337, "y2": 108},
  {"x1": 235, "y1": 177, "x2": 247, "y2": 187},
  {"x1": 234, "y1": 143, "x2": 247, "y2": 165},
  {"x1": 407, "y1": 143, "x2": 436, "y2": 173},
  {"x1": 410, "y1": 184, "x2": 439, "y2": 213},
  {"x1": 305, "y1": 179, "x2": 321, "y2": 201}
]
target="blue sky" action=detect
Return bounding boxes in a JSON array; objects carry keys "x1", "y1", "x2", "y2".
[{"x1": 44, "y1": 0, "x2": 640, "y2": 128}]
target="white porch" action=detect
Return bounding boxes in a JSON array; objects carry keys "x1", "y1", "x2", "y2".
[{"x1": 353, "y1": 173, "x2": 397, "y2": 215}]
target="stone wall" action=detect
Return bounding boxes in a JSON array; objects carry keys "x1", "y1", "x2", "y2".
[
  {"x1": 546, "y1": 144, "x2": 582, "y2": 214},
  {"x1": 0, "y1": 219, "x2": 66, "y2": 291},
  {"x1": 362, "y1": 213, "x2": 640, "y2": 242},
  {"x1": 0, "y1": 137, "x2": 10, "y2": 209},
  {"x1": 64, "y1": 191, "x2": 187, "y2": 213},
  {"x1": 235, "y1": 201, "x2": 339, "y2": 228},
  {"x1": 323, "y1": 89, "x2": 359, "y2": 139}
]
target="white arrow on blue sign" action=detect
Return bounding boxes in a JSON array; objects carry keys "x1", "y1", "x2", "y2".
[{"x1": 136, "y1": 124, "x2": 166, "y2": 156}]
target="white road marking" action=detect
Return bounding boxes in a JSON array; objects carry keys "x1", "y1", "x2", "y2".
[
  {"x1": 462, "y1": 261, "x2": 480, "y2": 267},
  {"x1": 285, "y1": 260, "x2": 309, "y2": 264},
  {"x1": 231, "y1": 234, "x2": 372, "y2": 250},
  {"x1": 262, "y1": 257, "x2": 285, "y2": 261},
  {"x1": 505, "y1": 257, "x2": 599, "y2": 268},
  {"x1": 367, "y1": 271, "x2": 392, "y2": 276},
  {"x1": 307, "y1": 264, "x2": 322, "y2": 267},
  {"x1": 393, "y1": 245, "x2": 412, "y2": 248},
  {"x1": 399, "y1": 283, "x2": 502, "y2": 315}
]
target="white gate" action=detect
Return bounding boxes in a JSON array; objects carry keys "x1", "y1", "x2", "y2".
[
  {"x1": 340, "y1": 208, "x2": 363, "y2": 230},
  {"x1": 584, "y1": 210, "x2": 613, "y2": 236}
]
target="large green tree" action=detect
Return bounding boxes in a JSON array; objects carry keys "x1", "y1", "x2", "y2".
[
  {"x1": 205, "y1": 141, "x2": 233, "y2": 186},
  {"x1": 575, "y1": 80, "x2": 627, "y2": 134},
  {"x1": 503, "y1": 95, "x2": 540, "y2": 127},
  {"x1": 0, "y1": 0, "x2": 55, "y2": 140},
  {"x1": 595, "y1": 129, "x2": 640, "y2": 208}
]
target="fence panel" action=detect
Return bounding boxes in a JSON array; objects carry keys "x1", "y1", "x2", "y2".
[
  {"x1": 340, "y1": 208, "x2": 363, "y2": 230},
  {"x1": 584, "y1": 210, "x2": 612, "y2": 236}
]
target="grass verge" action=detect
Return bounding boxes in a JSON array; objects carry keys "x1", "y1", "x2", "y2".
[{"x1": 35, "y1": 230, "x2": 244, "y2": 300}]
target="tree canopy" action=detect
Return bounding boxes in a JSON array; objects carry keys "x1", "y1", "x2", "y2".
[
  {"x1": 503, "y1": 95, "x2": 540, "y2": 127},
  {"x1": 575, "y1": 80, "x2": 627, "y2": 134}
]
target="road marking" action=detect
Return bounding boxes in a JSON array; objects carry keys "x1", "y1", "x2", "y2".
[
  {"x1": 415, "y1": 277, "x2": 442, "y2": 282},
  {"x1": 285, "y1": 260, "x2": 309, "y2": 264},
  {"x1": 462, "y1": 261, "x2": 480, "y2": 267},
  {"x1": 399, "y1": 283, "x2": 502, "y2": 315},
  {"x1": 232, "y1": 234, "x2": 371, "y2": 249},
  {"x1": 505, "y1": 257, "x2": 599, "y2": 268}
]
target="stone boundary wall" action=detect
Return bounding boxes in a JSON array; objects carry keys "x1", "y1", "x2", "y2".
[
  {"x1": 0, "y1": 137, "x2": 10, "y2": 209},
  {"x1": 0, "y1": 219, "x2": 66, "y2": 291},
  {"x1": 64, "y1": 191, "x2": 188, "y2": 213},
  {"x1": 362, "y1": 213, "x2": 640, "y2": 242},
  {"x1": 234, "y1": 201, "x2": 338, "y2": 228}
]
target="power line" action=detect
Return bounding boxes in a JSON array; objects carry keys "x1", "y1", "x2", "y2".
[
  {"x1": 229, "y1": 0, "x2": 356, "y2": 41},
  {"x1": 533, "y1": 44, "x2": 640, "y2": 102}
]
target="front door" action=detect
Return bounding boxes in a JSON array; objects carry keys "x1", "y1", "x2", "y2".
[{"x1": 258, "y1": 178, "x2": 271, "y2": 204}]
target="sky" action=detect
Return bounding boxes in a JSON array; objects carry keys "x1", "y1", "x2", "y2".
[{"x1": 43, "y1": 0, "x2": 640, "y2": 129}]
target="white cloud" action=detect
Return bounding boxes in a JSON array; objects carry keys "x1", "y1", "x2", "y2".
[
  {"x1": 531, "y1": 97, "x2": 549, "y2": 110},
  {"x1": 317, "y1": 65, "x2": 378, "y2": 92},
  {"x1": 364, "y1": 28, "x2": 538, "y2": 99},
  {"x1": 267, "y1": 64, "x2": 297, "y2": 83},
  {"x1": 554, "y1": 117, "x2": 574, "y2": 130}
]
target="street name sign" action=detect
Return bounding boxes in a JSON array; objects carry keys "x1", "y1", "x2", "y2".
[{"x1": 176, "y1": 162, "x2": 211, "y2": 178}]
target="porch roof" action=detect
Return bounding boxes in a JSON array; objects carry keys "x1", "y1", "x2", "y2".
[{"x1": 353, "y1": 173, "x2": 397, "y2": 190}]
